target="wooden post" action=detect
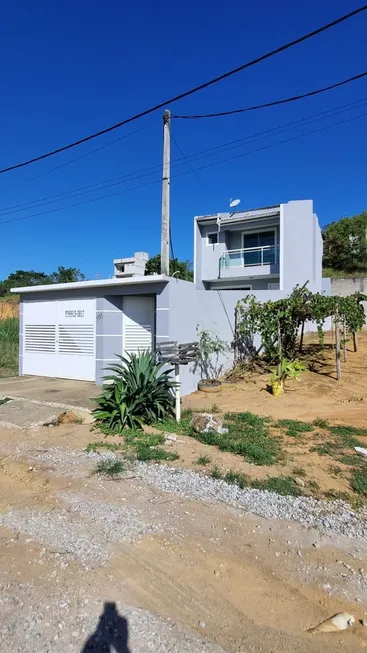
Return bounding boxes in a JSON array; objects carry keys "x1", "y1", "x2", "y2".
[
  {"x1": 234, "y1": 306, "x2": 238, "y2": 363},
  {"x1": 353, "y1": 331, "x2": 358, "y2": 352},
  {"x1": 175, "y1": 363, "x2": 181, "y2": 422},
  {"x1": 277, "y1": 314, "x2": 282, "y2": 378},
  {"x1": 299, "y1": 321, "x2": 304, "y2": 353},
  {"x1": 343, "y1": 320, "x2": 347, "y2": 362},
  {"x1": 335, "y1": 319, "x2": 341, "y2": 381}
]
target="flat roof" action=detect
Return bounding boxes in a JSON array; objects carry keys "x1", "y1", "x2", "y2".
[{"x1": 11, "y1": 274, "x2": 169, "y2": 294}]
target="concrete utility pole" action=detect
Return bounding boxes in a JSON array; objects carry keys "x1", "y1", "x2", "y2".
[{"x1": 160, "y1": 109, "x2": 171, "y2": 276}]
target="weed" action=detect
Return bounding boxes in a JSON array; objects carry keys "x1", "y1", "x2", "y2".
[
  {"x1": 310, "y1": 441, "x2": 343, "y2": 456},
  {"x1": 92, "y1": 459, "x2": 125, "y2": 478},
  {"x1": 329, "y1": 424, "x2": 367, "y2": 437},
  {"x1": 292, "y1": 466, "x2": 306, "y2": 477},
  {"x1": 313, "y1": 417, "x2": 329, "y2": 429},
  {"x1": 328, "y1": 464, "x2": 343, "y2": 477},
  {"x1": 350, "y1": 470, "x2": 367, "y2": 496},
  {"x1": 210, "y1": 465, "x2": 223, "y2": 479},
  {"x1": 85, "y1": 441, "x2": 122, "y2": 453},
  {"x1": 0, "y1": 397, "x2": 11, "y2": 406},
  {"x1": 323, "y1": 489, "x2": 352, "y2": 502},
  {"x1": 338, "y1": 454, "x2": 365, "y2": 467},
  {"x1": 123, "y1": 430, "x2": 165, "y2": 447},
  {"x1": 224, "y1": 470, "x2": 249, "y2": 489},
  {"x1": 277, "y1": 419, "x2": 314, "y2": 437},
  {"x1": 134, "y1": 445, "x2": 179, "y2": 462},
  {"x1": 224, "y1": 412, "x2": 271, "y2": 426},
  {"x1": 251, "y1": 476, "x2": 302, "y2": 497},
  {"x1": 307, "y1": 479, "x2": 321, "y2": 492},
  {"x1": 153, "y1": 416, "x2": 192, "y2": 436},
  {"x1": 195, "y1": 455, "x2": 211, "y2": 466}
]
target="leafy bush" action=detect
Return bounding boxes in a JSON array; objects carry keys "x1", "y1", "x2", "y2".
[
  {"x1": 193, "y1": 326, "x2": 229, "y2": 381},
  {"x1": 93, "y1": 351, "x2": 176, "y2": 432}
]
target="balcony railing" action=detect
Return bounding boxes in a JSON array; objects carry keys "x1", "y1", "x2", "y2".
[{"x1": 220, "y1": 245, "x2": 279, "y2": 270}]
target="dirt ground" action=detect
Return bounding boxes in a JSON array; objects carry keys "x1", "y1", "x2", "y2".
[
  {"x1": 184, "y1": 332, "x2": 367, "y2": 427},
  {"x1": 0, "y1": 422, "x2": 367, "y2": 652}
]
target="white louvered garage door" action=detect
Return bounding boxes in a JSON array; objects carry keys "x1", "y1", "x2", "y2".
[
  {"x1": 22, "y1": 299, "x2": 96, "y2": 381},
  {"x1": 123, "y1": 296, "x2": 154, "y2": 356}
]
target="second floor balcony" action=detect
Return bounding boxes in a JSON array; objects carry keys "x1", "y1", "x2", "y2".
[{"x1": 219, "y1": 245, "x2": 279, "y2": 278}]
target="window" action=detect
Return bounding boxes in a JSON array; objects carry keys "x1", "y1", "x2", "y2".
[
  {"x1": 207, "y1": 232, "x2": 218, "y2": 245},
  {"x1": 242, "y1": 230, "x2": 277, "y2": 265},
  {"x1": 268, "y1": 282, "x2": 280, "y2": 290}
]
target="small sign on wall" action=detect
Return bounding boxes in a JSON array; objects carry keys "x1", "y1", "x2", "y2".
[{"x1": 65, "y1": 310, "x2": 85, "y2": 318}]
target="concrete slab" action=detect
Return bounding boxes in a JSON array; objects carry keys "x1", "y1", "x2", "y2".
[
  {"x1": 0, "y1": 376, "x2": 99, "y2": 410},
  {"x1": 0, "y1": 398, "x2": 61, "y2": 429}
]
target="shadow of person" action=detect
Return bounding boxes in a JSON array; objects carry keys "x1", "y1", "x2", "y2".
[{"x1": 81, "y1": 602, "x2": 131, "y2": 652}]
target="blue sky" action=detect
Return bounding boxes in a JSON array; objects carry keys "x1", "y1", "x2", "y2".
[{"x1": 0, "y1": 0, "x2": 366, "y2": 280}]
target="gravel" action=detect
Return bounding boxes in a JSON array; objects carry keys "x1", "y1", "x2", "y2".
[
  {"x1": 0, "y1": 490, "x2": 164, "y2": 568},
  {"x1": 134, "y1": 462, "x2": 367, "y2": 541},
  {"x1": 3, "y1": 438, "x2": 367, "y2": 542},
  {"x1": 0, "y1": 585, "x2": 225, "y2": 652}
]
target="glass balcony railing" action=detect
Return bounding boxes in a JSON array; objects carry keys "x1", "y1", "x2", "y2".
[{"x1": 220, "y1": 245, "x2": 279, "y2": 269}]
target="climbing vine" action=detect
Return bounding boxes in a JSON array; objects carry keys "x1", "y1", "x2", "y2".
[{"x1": 235, "y1": 285, "x2": 366, "y2": 364}]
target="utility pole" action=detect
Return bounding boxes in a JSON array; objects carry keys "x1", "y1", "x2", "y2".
[{"x1": 160, "y1": 109, "x2": 171, "y2": 276}]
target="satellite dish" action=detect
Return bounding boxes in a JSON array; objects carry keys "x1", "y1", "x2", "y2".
[{"x1": 229, "y1": 199, "x2": 241, "y2": 208}]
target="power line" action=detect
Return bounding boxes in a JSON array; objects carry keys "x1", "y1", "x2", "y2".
[
  {"x1": 0, "y1": 122, "x2": 154, "y2": 195},
  {"x1": 170, "y1": 133, "x2": 217, "y2": 202},
  {"x1": 1, "y1": 97, "x2": 365, "y2": 216},
  {"x1": 0, "y1": 108, "x2": 365, "y2": 227},
  {"x1": 0, "y1": 5, "x2": 365, "y2": 175},
  {"x1": 171, "y1": 70, "x2": 367, "y2": 119}
]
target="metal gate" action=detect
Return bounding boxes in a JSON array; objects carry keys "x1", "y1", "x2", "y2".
[{"x1": 23, "y1": 299, "x2": 96, "y2": 381}]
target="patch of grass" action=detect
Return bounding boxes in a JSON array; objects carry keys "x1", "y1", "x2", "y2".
[
  {"x1": 350, "y1": 470, "x2": 367, "y2": 496},
  {"x1": 313, "y1": 417, "x2": 329, "y2": 429},
  {"x1": 224, "y1": 470, "x2": 249, "y2": 489},
  {"x1": 153, "y1": 415, "x2": 192, "y2": 436},
  {"x1": 292, "y1": 466, "x2": 306, "y2": 477},
  {"x1": 0, "y1": 397, "x2": 11, "y2": 406},
  {"x1": 310, "y1": 441, "x2": 344, "y2": 456},
  {"x1": 86, "y1": 441, "x2": 123, "y2": 453},
  {"x1": 251, "y1": 476, "x2": 302, "y2": 497},
  {"x1": 277, "y1": 419, "x2": 314, "y2": 437},
  {"x1": 330, "y1": 424, "x2": 367, "y2": 436},
  {"x1": 195, "y1": 455, "x2": 211, "y2": 466},
  {"x1": 124, "y1": 430, "x2": 165, "y2": 447},
  {"x1": 210, "y1": 465, "x2": 223, "y2": 480},
  {"x1": 134, "y1": 445, "x2": 179, "y2": 462},
  {"x1": 338, "y1": 454, "x2": 365, "y2": 467},
  {"x1": 224, "y1": 412, "x2": 272, "y2": 426},
  {"x1": 92, "y1": 459, "x2": 125, "y2": 478}
]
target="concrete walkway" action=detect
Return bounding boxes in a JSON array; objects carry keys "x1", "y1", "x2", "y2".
[{"x1": 0, "y1": 375, "x2": 99, "y2": 409}]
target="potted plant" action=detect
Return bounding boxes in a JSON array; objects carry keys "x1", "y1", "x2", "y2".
[
  {"x1": 194, "y1": 327, "x2": 229, "y2": 392},
  {"x1": 270, "y1": 358, "x2": 306, "y2": 396}
]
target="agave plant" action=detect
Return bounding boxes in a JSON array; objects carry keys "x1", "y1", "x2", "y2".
[{"x1": 93, "y1": 351, "x2": 176, "y2": 432}]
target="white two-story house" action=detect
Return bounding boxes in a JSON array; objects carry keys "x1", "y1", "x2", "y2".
[{"x1": 194, "y1": 200, "x2": 323, "y2": 293}]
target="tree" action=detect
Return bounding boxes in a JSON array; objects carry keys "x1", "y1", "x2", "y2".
[
  {"x1": 323, "y1": 212, "x2": 367, "y2": 272},
  {"x1": 145, "y1": 255, "x2": 193, "y2": 281},
  {"x1": 0, "y1": 266, "x2": 86, "y2": 296},
  {"x1": 50, "y1": 266, "x2": 85, "y2": 284},
  {"x1": 0, "y1": 270, "x2": 51, "y2": 296}
]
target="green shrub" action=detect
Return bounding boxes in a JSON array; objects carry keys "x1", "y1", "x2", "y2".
[
  {"x1": 210, "y1": 465, "x2": 223, "y2": 479},
  {"x1": 93, "y1": 351, "x2": 177, "y2": 432},
  {"x1": 313, "y1": 417, "x2": 329, "y2": 429},
  {"x1": 277, "y1": 419, "x2": 314, "y2": 437},
  {"x1": 92, "y1": 459, "x2": 125, "y2": 477},
  {"x1": 135, "y1": 445, "x2": 179, "y2": 462}
]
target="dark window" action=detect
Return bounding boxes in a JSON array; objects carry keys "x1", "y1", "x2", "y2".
[{"x1": 207, "y1": 232, "x2": 218, "y2": 245}]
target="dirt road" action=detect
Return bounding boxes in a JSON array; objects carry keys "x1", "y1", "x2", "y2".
[{"x1": 0, "y1": 423, "x2": 366, "y2": 652}]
